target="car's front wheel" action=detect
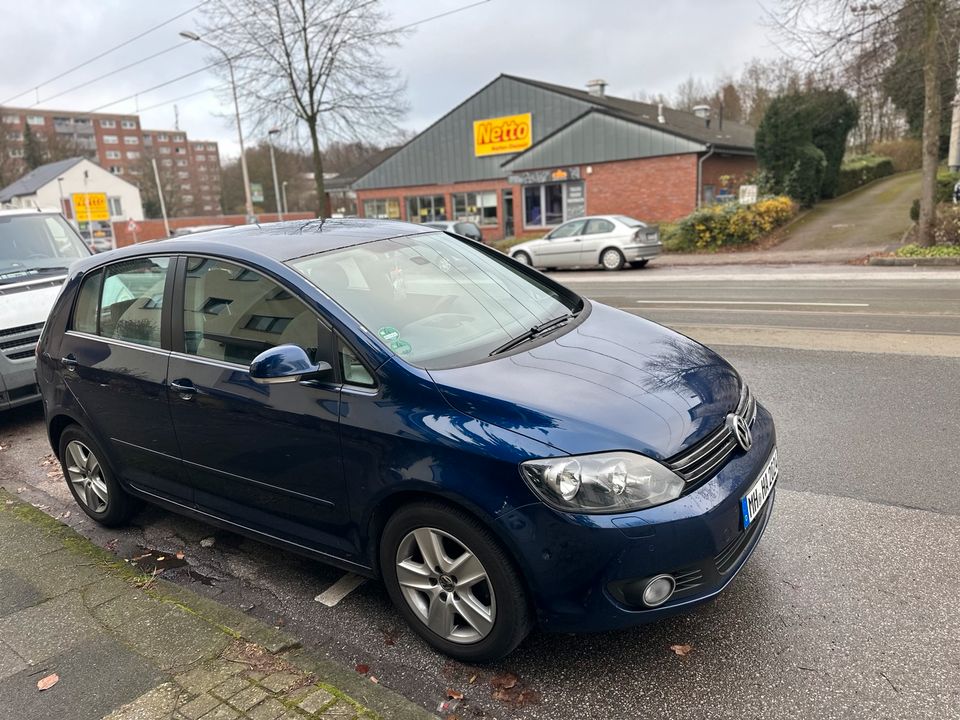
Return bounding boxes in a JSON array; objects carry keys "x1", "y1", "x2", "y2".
[
  {"x1": 59, "y1": 425, "x2": 137, "y2": 527},
  {"x1": 380, "y1": 502, "x2": 531, "y2": 661}
]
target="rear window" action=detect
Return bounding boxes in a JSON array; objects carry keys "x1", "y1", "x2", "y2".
[{"x1": 611, "y1": 215, "x2": 646, "y2": 227}]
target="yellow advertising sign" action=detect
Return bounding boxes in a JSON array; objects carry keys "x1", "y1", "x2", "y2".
[
  {"x1": 473, "y1": 113, "x2": 532, "y2": 157},
  {"x1": 72, "y1": 193, "x2": 110, "y2": 222}
]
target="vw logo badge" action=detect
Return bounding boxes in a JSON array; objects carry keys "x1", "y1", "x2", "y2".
[{"x1": 726, "y1": 413, "x2": 753, "y2": 452}]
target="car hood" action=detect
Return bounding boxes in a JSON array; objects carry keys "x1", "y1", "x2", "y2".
[
  {"x1": 0, "y1": 279, "x2": 64, "y2": 330},
  {"x1": 428, "y1": 303, "x2": 741, "y2": 460}
]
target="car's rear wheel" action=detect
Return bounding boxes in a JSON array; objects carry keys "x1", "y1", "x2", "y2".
[
  {"x1": 512, "y1": 251, "x2": 532, "y2": 266},
  {"x1": 600, "y1": 248, "x2": 625, "y2": 271},
  {"x1": 59, "y1": 426, "x2": 137, "y2": 527},
  {"x1": 380, "y1": 502, "x2": 531, "y2": 661},
  {"x1": 630, "y1": 259, "x2": 649, "y2": 269}
]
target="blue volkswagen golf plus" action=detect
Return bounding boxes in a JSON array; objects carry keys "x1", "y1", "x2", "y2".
[{"x1": 36, "y1": 219, "x2": 778, "y2": 661}]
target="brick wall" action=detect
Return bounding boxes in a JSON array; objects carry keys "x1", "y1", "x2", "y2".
[
  {"x1": 112, "y1": 212, "x2": 315, "y2": 247},
  {"x1": 585, "y1": 154, "x2": 700, "y2": 222},
  {"x1": 701, "y1": 154, "x2": 758, "y2": 200}
]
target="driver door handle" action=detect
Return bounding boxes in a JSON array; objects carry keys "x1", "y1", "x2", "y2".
[
  {"x1": 169, "y1": 380, "x2": 197, "y2": 399},
  {"x1": 60, "y1": 355, "x2": 78, "y2": 371}
]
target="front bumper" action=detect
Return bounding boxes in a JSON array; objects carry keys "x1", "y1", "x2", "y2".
[
  {"x1": 495, "y1": 403, "x2": 777, "y2": 632},
  {"x1": 0, "y1": 355, "x2": 40, "y2": 411}
]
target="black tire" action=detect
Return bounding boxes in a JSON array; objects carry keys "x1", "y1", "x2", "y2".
[
  {"x1": 600, "y1": 247, "x2": 625, "y2": 271},
  {"x1": 629, "y1": 259, "x2": 649, "y2": 269},
  {"x1": 58, "y1": 425, "x2": 138, "y2": 527},
  {"x1": 380, "y1": 501, "x2": 531, "y2": 662},
  {"x1": 512, "y1": 251, "x2": 532, "y2": 266}
]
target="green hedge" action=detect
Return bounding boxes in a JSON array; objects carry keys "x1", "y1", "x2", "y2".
[
  {"x1": 910, "y1": 171, "x2": 960, "y2": 221},
  {"x1": 836, "y1": 155, "x2": 895, "y2": 196}
]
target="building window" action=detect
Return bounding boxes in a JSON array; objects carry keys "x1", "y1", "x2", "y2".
[
  {"x1": 25, "y1": 115, "x2": 44, "y2": 126},
  {"x1": 2, "y1": 114, "x2": 19, "y2": 124},
  {"x1": 203, "y1": 204, "x2": 213, "y2": 212},
  {"x1": 159, "y1": 146, "x2": 171, "y2": 154},
  {"x1": 161, "y1": 159, "x2": 173, "y2": 167},
  {"x1": 195, "y1": 155, "x2": 205, "y2": 162},
  {"x1": 194, "y1": 144, "x2": 204, "y2": 151},
  {"x1": 206, "y1": 144, "x2": 216, "y2": 151},
  {"x1": 157, "y1": 133, "x2": 169, "y2": 141},
  {"x1": 108, "y1": 197, "x2": 123, "y2": 216},
  {"x1": 451, "y1": 191, "x2": 498, "y2": 225},
  {"x1": 123, "y1": 135, "x2": 139, "y2": 145},
  {"x1": 100, "y1": 119, "x2": 116, "y2": 128},
  {"x1": 175, "y1": 147, "x2": 186, "y2": 154},
  {"x1": 5, "y1": 131, "x2": 21, "y2": 141},
  {"x1": 174, "y1": 134, "x2": 185, "y2": 142},
  {"x1": 8, "y1": 148, "x2": 24, "y2": 158},
  {"x1": 176, "y1": 159, "x2": 188, "y2": 167},
  {"x1": 109, "y1": 165, "x2": 123, "y2": 175},
  {"x1": 362, "y1": 198, "x2": 401, "y2": 220},
  {"x1": 405, "y1": 195, "x2": 446, "y2": 223},
  {"x1": 103, "y1": 135, "x2": 118, "y2": 144},
  {"x1": 75, "y1": 117, "x2": 91, "y2": 126},
  {"x1": 126, "y1": 150, "x2": 140, "y2": 159},
  {"x1": 178, "y1": 171, "x2": 190, "y2": 179},
  {"x1": 180, "y1": 184, "x2": 191, "y2": 191},
  {"x1": 182, "y1": 194, "x2": 194, "y2": 203},
  {"x1": 105, "y1": 150, "x2": 121, "y2": 160},
  {"x1": 523, "y1": 183, "x2": 566, "y2": 227},
  {"x1": 121, "y1": 119, "x2": 137, "y2": 129}
]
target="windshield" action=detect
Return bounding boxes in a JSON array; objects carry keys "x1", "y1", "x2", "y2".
[
  {"x1": 289, "y1": 231, "x2": 581, "y2": 369},
  {"x1": 0, "y1": 213, "x2": 89, "y2": 283}
]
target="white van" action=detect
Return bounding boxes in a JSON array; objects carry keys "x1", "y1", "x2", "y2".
[{"x1": 0, "y1": 208, "x2": 91, "y2": 410}]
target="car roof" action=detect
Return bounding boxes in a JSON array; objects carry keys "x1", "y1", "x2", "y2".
[
  {"x1": 117, "y1": 218, "x2": 436, "y2": 263},
  {"x1": 0, "y1": 207, "x2": 63, "y2": 218}
]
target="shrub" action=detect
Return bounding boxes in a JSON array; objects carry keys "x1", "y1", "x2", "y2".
[
  {"x1": 937, "y1": 171, "x2": 960, "y2": 203},
  {"x1": 895, "y1": 243, "x2": 960, "y2": 257},
  {"x1": 933, "y1": 203, "x2": 960, "y2": 245},
  {"x1": 784, "y1": 145, "x2": 826, "y2": 207},
  {"x1": 910, "y1": 199, "x2": 920, "y2": 222},
  {"x1": 672, "y1": 196, "x2": 797, "y2": 251},
  {"x1": 836, "y1": 155, "x2": 895, "y2": 196},
  {"x1": 870, "y1": 139, "x2": 922, "y2": 172}
]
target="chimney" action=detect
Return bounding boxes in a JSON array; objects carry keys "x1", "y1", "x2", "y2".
[
  {"x1": 586, "y1": 79, "x2": 607, "y2": 97},
  {"x1": 657, "y1": 103, "x2": 665, "y2": 124}
]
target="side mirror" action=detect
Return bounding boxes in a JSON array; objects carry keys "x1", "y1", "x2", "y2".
[{"x1": 249, "y1": 344, "x2": 332, "y2": 385}]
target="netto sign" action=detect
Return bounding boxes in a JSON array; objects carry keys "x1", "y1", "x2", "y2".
[{"x1": 473, "y1": 113, "x2": 532, "y2": 157}]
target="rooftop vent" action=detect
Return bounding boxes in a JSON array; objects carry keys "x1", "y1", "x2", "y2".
[
  {"x1": 657, "y1": 103, "x2": 666, "y2": 124},
  {"x1": 586, "y1": 79, "x2": 608, "y2": 97},
  {"x1": 692, "y1": 104, "x2": 711, "y2": 120}
]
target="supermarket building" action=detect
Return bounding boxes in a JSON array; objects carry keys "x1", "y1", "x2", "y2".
[{"x1": 353, "y1": 75, "x2": 757, "y2": 242}]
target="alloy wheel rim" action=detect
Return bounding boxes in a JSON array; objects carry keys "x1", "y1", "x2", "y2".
[
  {"x1": 64, "y1": 440, "x2": 109, "y2": 514},
  {"x1": 602, "y1": 250, "x2": 621, "y2": 269},
  {"x1": 395, "y1": 527, "x2": 496, "y2": 644}
]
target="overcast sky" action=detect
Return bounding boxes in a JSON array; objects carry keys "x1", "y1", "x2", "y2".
[{"x1": 0, "y1": 0, "x2": 782, "y2": 160}]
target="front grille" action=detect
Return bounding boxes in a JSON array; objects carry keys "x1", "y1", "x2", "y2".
[
  {"x1": 667, "y1": 384, "x2": 757, "y2": 486},
  {"x1": 673, "y1": 567, "x2": 704, "y2": 593},
  {"x1": 0, "y1": 322, "x2": 44, "y2": 362},
  {"x1": 715, "y1": 499, "x2": 771, "y2": 574}
]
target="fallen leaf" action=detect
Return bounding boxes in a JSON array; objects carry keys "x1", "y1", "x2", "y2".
[
  {"x1": 4, "y1": 500, "x2": 13, "y2": 506},
  {"x1": 670, "y1": 644, "x2": 693, "y2": 657},
  {"x1": 37, "y1": 673, "x2": 59, "y2": 691},
  {"x1": 369, "y1": 675, "x2": 379, "y2": 684},
  {"x1": 468, "y1": 675, "x2": 477, "y2": 684},
  {"x1": 175, "y1": 551, "x2": 185, "y2": 560},
  {"x1": 490, "y1": 673, "x2": 517, "y2": 690},
  {"x1": 62, "y1": 511, "x2": 70, "y2": 519},
  {"x1": 446, "y1": 689, "x2": 464, "y2": 700},
  {"x1": 200, "y1": 537, "x2": 215, "y2": 548},
  {"x1": 16, "y1": 487, "x2": 25, "y2": 493},
  {"x1": 355, "y1": 663, "x2": 369, "y2": 674},
  {"x1": 156, "y1": 556, "x2": 166, "y2": 562},
  {"x1": 517, "y1": 689, "x2": 541, "y2": 705}
]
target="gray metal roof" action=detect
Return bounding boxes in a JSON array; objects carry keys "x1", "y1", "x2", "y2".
[
  {"x1": 0, "y1": 157, "x2": 85, "y2": 202},
  {"x1": 353, "y1": 75, "x2": 756, "y2": 192}
]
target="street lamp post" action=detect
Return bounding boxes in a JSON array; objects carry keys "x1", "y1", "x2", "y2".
[
  {"x1": 179, "y1": 31, "x2": 255, "y2": 222},
  {"x1": 267, "y1": 128, "x2": 283, "y2": 222},
  {"x1": 281, "y1": 181, "x2": 289, "y2": 215},
  {"x1": 56, "y1": 176, "x2": 70, "y2": 225}
]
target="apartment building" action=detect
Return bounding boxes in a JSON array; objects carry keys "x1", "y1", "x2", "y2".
[{"x1": 1, "y1": 106, "x2": 221, "y2": 216}]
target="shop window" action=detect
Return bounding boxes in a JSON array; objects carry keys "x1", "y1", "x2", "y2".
[
  {"x1": 406, "y1": 195, "x2": 446, "y2": 223},
  {"x1": 363, "y1": 198, "x2": 401, "y2": 219},
  {"x1": 523, "y1": 182, "x2": 578, "y2": 227},
  {"x1": 452, "y1": 191, "x2": 497, "y2": 226}
]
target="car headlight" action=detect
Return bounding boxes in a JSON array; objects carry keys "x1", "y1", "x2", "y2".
[{"x1": 520, "y1": 452, "x2": 685, "y2": 513}]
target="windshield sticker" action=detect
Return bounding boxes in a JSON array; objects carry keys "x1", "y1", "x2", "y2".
[
  {"x1": 390, "y1": 339, "x2": 412, "y2": 356},
  {"x1": 378, "y1": 326, "x2": 400, "y2": 342}
]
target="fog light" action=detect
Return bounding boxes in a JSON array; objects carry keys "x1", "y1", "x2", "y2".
[{"x1": 641, "y1": 574, "x2": 676, "y2": 607}]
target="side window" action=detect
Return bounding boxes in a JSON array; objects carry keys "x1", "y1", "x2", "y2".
[
  {"x1": 182, "y1": 257, "x2": 330, "y2": 366},
  {"x1": 72, "y1": 270, "x2": 102, "y2": 334},
  {"x1": 100, "y1": 258, "x2": 170, "y2": 347},
  {"x1": 548, "y1": 220, "x2": 585, "y2": 239},
  {"x1": 339, "y1": 340, "x2": 375, "y2": 388},
  {"x1": 584, "y1": 219, "x2": 615, "y2": 235}
]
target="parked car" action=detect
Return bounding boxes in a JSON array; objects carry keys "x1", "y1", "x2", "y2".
[
  {"x1": 36, "y1": 219, "x2": 776, "y2": 661},
  {"x1": 510, "y1": 214, "x2": 661, "y2": 271},
  {"x1": 80, "y1": 220, "x2": 115, "y2": 253},
  {"x1": 425, "y1": 220, "x2": 483, "y2": 242},
  {"x1": 0, "y1": 207, "x2": 91, "y2": 411}
]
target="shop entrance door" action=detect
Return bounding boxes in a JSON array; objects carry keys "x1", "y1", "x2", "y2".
[{"x1": 502, "y1": 189, "x2": 514, "y2": 237}]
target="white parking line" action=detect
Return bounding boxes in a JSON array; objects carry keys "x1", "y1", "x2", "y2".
[
  {"x1": 635, "y1": 300, "x2": 870, "y2": 307},
  {"x1": 314, "y1": 573, "x2": 366, "y2": 607}
]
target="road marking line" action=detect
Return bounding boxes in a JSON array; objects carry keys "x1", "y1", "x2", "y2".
[
  {"x1": 634, "y1": 300, "x2": 870, "y2": 307},
  {"x1": 315, "y1": 573, "x2": 366, "y2": 607}
]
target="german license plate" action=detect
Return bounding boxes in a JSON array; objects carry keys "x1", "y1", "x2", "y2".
[{"x1": 740, "y1": 448, "x2": 778, "y2": 529}]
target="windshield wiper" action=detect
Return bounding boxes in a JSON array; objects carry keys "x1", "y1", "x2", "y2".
[
  {"x1": 0, "y1": 266, "x2": 70, "y2": 284},
  {"x1": 489, "y1": 313, "x2": 577, "y2": 356}
]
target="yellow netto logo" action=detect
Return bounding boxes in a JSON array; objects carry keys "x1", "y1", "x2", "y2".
[{"x1": 473, "y1": 113, "x2": 532, "y2": 157}]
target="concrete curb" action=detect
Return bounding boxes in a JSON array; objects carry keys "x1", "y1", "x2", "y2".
[
  {"x1": 868, "y1": 255, "x2": 960, "y2": 266},
  {"x1": 0, "y1": 490, "x2": 437, "y2": 720}
]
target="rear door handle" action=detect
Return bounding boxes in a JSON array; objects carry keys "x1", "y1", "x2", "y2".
[
  {"x1": 60, "y1": 355, "x2": 78, "y2": 371},
  {"x1": 169, "y1": 380, "x2": 197, "y2": 399}
]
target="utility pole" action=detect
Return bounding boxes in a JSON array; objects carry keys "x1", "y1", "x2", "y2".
[
  {"x1": 151, "y1": 158, "x2": 171, "y2": 238},
  {"x1": 949, "y1": 38, "x2": 960, "y2": 172},
  {"x1": 268, "y1": 128, "x2": 283, "y2": 222}
]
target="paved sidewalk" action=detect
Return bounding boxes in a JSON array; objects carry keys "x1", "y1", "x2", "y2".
[{"x1": 0, "y1": 490, "x2": 434, "y2": 720}]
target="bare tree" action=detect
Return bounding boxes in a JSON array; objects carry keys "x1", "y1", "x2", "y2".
[
  {"x1": 198, "y1": 0, "x2": 407, "y2": 217},
  {"x1": 768, "y1": 0, "x2": 958, "y2": 246}
]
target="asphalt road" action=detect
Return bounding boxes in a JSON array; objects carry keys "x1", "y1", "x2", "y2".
[{"x1": 1, "y1": 264, "x2": 958, "y2": 719}]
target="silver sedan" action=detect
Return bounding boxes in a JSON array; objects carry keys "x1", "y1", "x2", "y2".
[{"x1": 509, "y1": 215, "x2": 661, "y2": 271}]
